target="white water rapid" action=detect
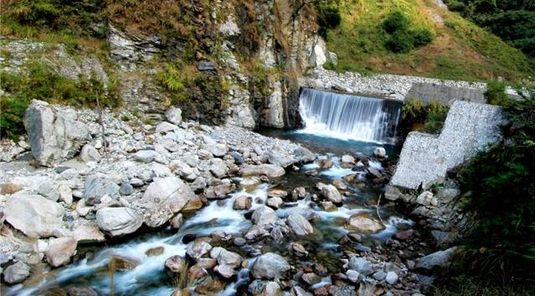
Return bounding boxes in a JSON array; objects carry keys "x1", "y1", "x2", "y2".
[{"x1": 298, "y1": 88, "x2": 401, "y2": 144}]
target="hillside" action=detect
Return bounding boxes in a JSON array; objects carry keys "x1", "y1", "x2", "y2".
[{"x1": 323, "y1": 0, "x2": 534, "y2": 81}]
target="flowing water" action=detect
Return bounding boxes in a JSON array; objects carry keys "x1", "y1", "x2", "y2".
[
  {"x1": 298, "y1": 88, "x2": 402, "y2": 144},
  {"x1": 7, "y1": 89, "x2": 411, "y2": 295}
]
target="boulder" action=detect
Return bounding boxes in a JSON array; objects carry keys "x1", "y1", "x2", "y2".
[
  {"x1": 252, "y1": 206, "x2": 278, "y2": 225},
  {"x1": 385, "y1": 271, "x2": 398, "y2": 284},
  {"x1": 213, "y1": 248, "x2": 242, "y2": 269},
  {"x1": 2, "y1": 261, "x2": 31, "y2": 284},
  {"x1": 24, "y1": 100, "x2": 91, "y2": 166},
  {"x1": 141, "y1": 177, "x2": 194, "y2": 227},
  {"x1": 347, "y1": 213, "x2": 384, "y2": 233},
  {"x1": 165, "y1": 255, "x2": 186, "y2": 273},
  {"x1": 5, "y1": 192, "x2": 64, "y2": 238},
  {"x1": 251, "y1": 252, "x2": 291, "y2": 279},
  {"x1": 209, "y1": 158, "x2": 228, "y2": 178},
  {"x1": 156, "y1": 122, "x2": 178, "y2": 133},
  {"x1": 80, "y1": 144, "x2": 101, "y2": 163},
  {"x1": 240, "y1": 164, "x2": 285, "y2": 178},
  {"x1": 205, "y1": 143, "x2": 228, "y2": 158},
  {"x1": 374, "y1": 147, "x2": 387, "y2": 158},
  {"x1": 383, "y1": 185, "x2": 402, "y2": 201},
  {"x1": 187, "y1": 241, "x2": 212, "y2": 261},
  {"x1": 83, "y1": 174, "x2": 120, "y2": 205},
  {"x1": 233, "y1": 195, "x2": 252, "y2": 210},
  {"x1": 266, "y1": 197, "x2": 284, "y2": 209},
  {"x1": 348, "y1": 256, "x2": 374, "y2": 275},
  {"x1": 46, "y1": 237, "x2": 77, "y2": 267},
  {"x1": 287, "y1": 213, "x2": 314, "y2": 236},
  {"x1": 416, "y1": 247, "x2": 458, "y2": 271},
  {"x1": 96, "y1": 207, "x2": 143, "y2": 237},
  {"x1": 134, "y1": 150, "x2": 160, "y2": 163},
  {"x1": 166, "y1": 107, "x2": 182, "y2": 125},
  {"x1": 320, "y1": 184, "x2": 342, "y2": 204},
  {"x1": 266, "y1": 147, "x2": 295, "y2": 167}
]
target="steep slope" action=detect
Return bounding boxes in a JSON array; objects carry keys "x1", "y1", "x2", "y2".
[{"x1": 324, "y1": 0, "x2": 533, "y2": 81}]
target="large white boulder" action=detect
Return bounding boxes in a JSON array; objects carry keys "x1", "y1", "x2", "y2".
[
  {"x1": 5, "y1": 192, "x2": 64, "y2": 238},
  {"x1": 24, "y1": 100, "x2": 91, "y2": 166},
  {"x1": 140, "y1": 177, "x2": 194, "y2": 227},
  {"x1": 96, "y1": 207, "x2": 143, "y2": 237},
  {"x1": 251, "y1": 252, "x2": 290, "y2": 279}
]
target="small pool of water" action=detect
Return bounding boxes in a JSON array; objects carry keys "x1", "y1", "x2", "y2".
[{"x1": 258, "y1": 128, "x2": 401, "y2": 157}]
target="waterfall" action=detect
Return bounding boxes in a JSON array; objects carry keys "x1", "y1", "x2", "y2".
[{"x1": 298, "y1": 88, "x2": 401, "y2": 144}]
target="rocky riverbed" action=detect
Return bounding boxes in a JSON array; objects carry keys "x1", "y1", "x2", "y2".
[{"x1": 0, "y1": 100, "x2": 463, "y2": 296}]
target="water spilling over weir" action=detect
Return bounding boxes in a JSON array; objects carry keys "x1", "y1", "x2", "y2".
[{"x1": 298, "y1": 88, "x2": 402, "y2": 144}]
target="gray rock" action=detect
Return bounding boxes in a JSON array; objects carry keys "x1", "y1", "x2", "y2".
[
  {"x1": 240, "y1": 164, "x2": 285, "y2": 178},
  {"x1": 266, "y1": 147, "x2": 295, "y2": 167},
  {"x1": 416, "y1": 247, "x2": 458, "y2": 271},
  {"x1": 266, "y1": 197, "x2": 284, "y2": 209},
  {"x1": 346, "y1": 270, "x2": 361, "y2": 283},
  {"x1": 155, "y1": 122, "x2": 177, "y2": 133},
  {"x1": 24, "y1": 100, "x2": 91, "y2": 166},
  {"x1": 372, "y1": 270, "x2": 387, "y2": 280},
  {"x1": 165, "y1": 107, "x2": 182, "y2": 125},
  {"x1": 5, "y1": 192, "x2": 64, "y2": 238},
  {"x1": 170, "y1": 213, "x2": 184, "y2": 229},
  {"x1": 383, "y1": 185, "x2": 402, "y2": 201},
  {"x1": 2, "y1": 261, "x2": 31, "y2": 284},
  {"x1": 187, "y1": 241, "x2": 212, "y2": 261},
  {"x1": 321, "y1": 184, "x2": 342, "y2": 203},
  {"x1": 96, "y1": 207, "x2": 143, "y2": 237},
  {"x1": 214, "y1": 264, "x2": 236, "y2": 278},
  {"x1": 205, "y1": 181, "x2": 233, "y2": 199},
  {"x1": 83, "y1": 174, "x2": 120, "y2": 205},
  {"x1": 416, "y1": 191, "x2": 433, "y2": 205},
  {"x1": 165, "y1": 255, "x2": 186, "y2": 273},
  {"x1": 141, "y1": 177, "x2": 194, "y2": 227},
  {"x1": 233, "y1": 195, "x2": 252, "y2": 210},
  {"x1": 209, "y1": 158, "x2": 228, "y2": 178},
  {"x1": 287, "y1": 213, "x2": 314, "y2": 236},
  {"x1": 348, "y1": 256, "x2": 374, "y2": 275},
  {"x1": 292, "y1": 286, "x2": 312, "y2": 296},
  {"x1": 134, "y1": 150, "x2": 160, "y2": 163},
  {"x1": 120, "y1": 182, "x2": 134, "y2": 196},
  {"x1": 385, "y1": 271, "x2": 398, "y2": 284},
  {"x1": 46, "y1": 237, "x2": 77, "y2": 267},
  {"x1": 251, "y1": 252, "x2": 290, "y2": 279},
  {"x1": 252, "y1": 206, "x2": 278, "y2": 225},
  {"x1": 197, "y1": 60, "x2": 216, "y2": 71},
  {"x1": 347, "y1": 213, "x2": 385, "y2": 233},
  {"x1": 374, "y1": 147, "x2": 387, "y2": 158},
  {"x1": 213, "y1": 248, "x2": 243, "y2": 269},
  {"x1": 68, "y1": 286, "x2": 99, "y2": 296},
  {"x1": 80, "y1": 144, "x2": 101, "y2": 163}
]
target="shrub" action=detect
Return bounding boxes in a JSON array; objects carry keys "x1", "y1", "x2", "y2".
[
  {"x1": 382, "y1": 11, "x2": 410, "y2": 34},
  {"x1": 411, "y1": 28, "x2": 434, "y2": 47},
  {"x1": 485, "y1": 80, "x2": 509, "y2": 106},
  {"x1": 458, "y1": 87, "x2": 535, "y2": 283},
  {"x1": 316, "y1": 4, "x2": 342, "y2": 38},
  {"x1": 385, "y1": 31, "x2": 414, "y2": 53}
]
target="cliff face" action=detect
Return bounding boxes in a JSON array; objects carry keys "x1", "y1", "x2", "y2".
[
  {"x1": 0, "y1": 0, "x2": 330, "y2": 131},
  {"x1": 103, "y1": 0, "x2": 327, "y2": 128}
]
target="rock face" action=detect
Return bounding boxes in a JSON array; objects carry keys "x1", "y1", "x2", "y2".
[
  {"x1": 391, "y1": 101, "x2": 503, "y2": 189},
  {"x1": 96, "y1": 207, "x2": 143, "y2": 237},
  {"x1": 5, "y1": 192, "x2": 64, "y2": 238},
  {"x1": 140, "y1": 177, "x2": 194, "y2": 227},
  {"x1": 251, "y1": 252, "x2": 291, "y2": 279},
  {"x1": 24, "y1": 100, "x2": 91, "y2": 166}
]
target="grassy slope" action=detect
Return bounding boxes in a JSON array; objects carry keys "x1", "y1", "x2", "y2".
[{"x1": 326, "y1": 0, "x2": 533, "y2": 82}]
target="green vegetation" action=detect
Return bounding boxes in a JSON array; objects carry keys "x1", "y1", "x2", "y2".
[
  {"x1": 320, "y1": 0, "x2": 533, "y2": 81},
  {"x1": 444, "y1": 0, "x2": 535, "y2": 59},
  {"x1": 0, "y1": 62, "x2": 119, "y2": 139},
  {"x1": 457, "y1": 86, "x2": 535, "y2": 283},
  {"x1": 431, "y1": 274, "x2": 535, "y2": 296},
  {"x1": 400, "y1": 98, "x2": 449, "y2": 134},
  {"x1": 485, "y1": 80, "x2": 509, "y2": 106}
]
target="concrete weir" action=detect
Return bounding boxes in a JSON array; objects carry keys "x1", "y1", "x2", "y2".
[{"x1": 391, "y1": 100, "x2": 504, "y2": 189}]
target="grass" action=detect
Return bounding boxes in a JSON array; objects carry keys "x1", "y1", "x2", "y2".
[
  {"x1": 430, "y1": 274, "x2": 535, "y2": 296},
  {"x1": 324, "y1": 0, "x2": 533, "y2": 82}
]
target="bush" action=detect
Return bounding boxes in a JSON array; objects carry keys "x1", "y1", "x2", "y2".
[
  {"x1": 385, "y1": 31, "x2": 414, "y2": 53},
  {"x1": 458, "y1": 87, "x2": 535, "y2": 282},
  {"x1": 411, "y1": 28, "x2": 434, "y2": 47},
  {"x1": 382, "y1": 11, "x2": 410, "y2": 34},
  {"x1": 316, "y1": 4, "x2": 342, "y2": 38},
  {"x1": 485, "y1": 80, "x2": 509, "y2": 106}
]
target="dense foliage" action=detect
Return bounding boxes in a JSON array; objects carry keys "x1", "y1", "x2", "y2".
[
  {"x1": 459, "y1": 87, "x2": 535, "y2": 281},
  {"x1": 400, "y1": 98, "x2": 448, "y2": 134},
  {"x1": 444, "y1": 0, "x2": 535, "y2": 59},
  {"x1": 382, "y1": 11, "x2": 434, "y2": 53}
]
